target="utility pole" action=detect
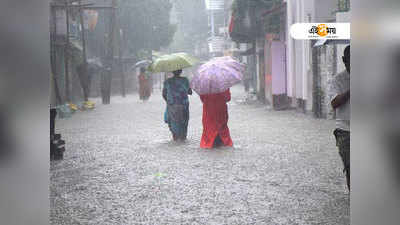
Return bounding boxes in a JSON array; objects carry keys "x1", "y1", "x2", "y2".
[
  {"x1": 50, "y1": 4, "x2": 63, "y2": 105},
  {"x1": 78, "y1": 0, "x2": 90, "y2": 102},
  {"x1": 79, "y1": 1, "x2": 87, "y2": 65},
  {"x1": 117, "y1": 18, "x2": 126, "y2": 97},
  {"x1": 210, "y1": 10, "x2": 215, "y2": 37},
  {"x1": 102, "y1": 0, "x2": 117, "y2": 104},
  {"x1": 64, "y1": 0, "x2": 71, "y2": 103},
  {"x1": 209, "y1": 8, "x2": 215, "y2": 57}
]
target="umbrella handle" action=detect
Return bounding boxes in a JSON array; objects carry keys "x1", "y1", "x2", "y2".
[{"x1": 209, "y1": 76, "x2": 212, "y2": 94}]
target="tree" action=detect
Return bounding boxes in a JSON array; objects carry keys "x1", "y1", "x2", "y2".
[
  {"x1": 118, "y1": 0, "x2": 177, "y2": 59},
  {"x1": 231, "y1": 0, "x2": 282, "y2": 36},
  {"x1": 168, "y1": 0, "x2": 209, "y2": 56}
]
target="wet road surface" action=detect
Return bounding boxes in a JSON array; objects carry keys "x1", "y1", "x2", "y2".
[{"x1": 51, "y1": 86, "x2": 349, "y2": 225}]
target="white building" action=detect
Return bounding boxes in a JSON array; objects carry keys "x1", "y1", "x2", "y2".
[{"x1": 285, "y1": 0, "x2": 350, "y2": 116}]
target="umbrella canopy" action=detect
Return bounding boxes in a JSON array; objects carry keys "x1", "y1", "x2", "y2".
[
  {"x1": 148, "y1": 52, "x2": 197, "y2": 73},
  {"x1": 135, "y1": 60, "x2": 152, "y2": 68},
  {"x1": 87, "y1": 58, "x2": 103, "y2": 72},
  {"x1": 191, "y1": 56, "x2": 245, "y2": 95},
  {"x1": 213, "y1": 56, "x2": 245, "y2": 72},
  {"x1": 130, "y1": 60, "x2": 152, "y2": 71}
]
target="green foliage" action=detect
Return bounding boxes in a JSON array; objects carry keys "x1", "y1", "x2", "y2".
[
  {"x1": 119, "y1": 0, "x2": 177, "y2": 59},
  {"x1": 231, "y1": 0, "x2": 283, "y2": 34},
  {"x1": 168, "y1": 0, "x2": 208, "y2": 55}
]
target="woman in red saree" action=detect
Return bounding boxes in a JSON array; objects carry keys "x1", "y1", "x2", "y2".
[
  {"x1": 138, "y1": 67, "x2": 151, "y2": 101},
  {"x1": 200, "y1": 89, "x2": 233, "y2": 148}
]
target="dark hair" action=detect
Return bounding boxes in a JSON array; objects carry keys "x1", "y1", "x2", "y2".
[
  {"x1": 173, "y1": 69, "x2": 182, "y2": 76},
  {"x1": 140, "y1": 67, "x2": 146, "y2": 73},
  {"x1": 344, "y1": 45, "x2": 350, "y2": 57}
]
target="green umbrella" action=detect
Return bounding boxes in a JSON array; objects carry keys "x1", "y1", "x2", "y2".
[{"x1": 149, "y1": 52, "x2": 198, "y2": 73}]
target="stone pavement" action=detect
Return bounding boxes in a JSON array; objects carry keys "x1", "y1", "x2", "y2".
[{"x1": 51, "y1": 86, "x2": 349, "y2": 225}]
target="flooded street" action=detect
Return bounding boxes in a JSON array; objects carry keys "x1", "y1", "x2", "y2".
[{"x1": 51, "y1": 86, "x2": 349, "y2": 225}]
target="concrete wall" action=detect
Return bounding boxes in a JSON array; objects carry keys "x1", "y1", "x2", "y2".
[
  {"x1": 286, "y1": 0, "x2": 315, "y2": 103},
  {"x1": 317, "y1": 45, "x2": 336, "y2": 118}
]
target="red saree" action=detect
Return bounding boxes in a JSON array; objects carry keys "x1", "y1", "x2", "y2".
[
  {"x1": 138, "y1": 73, "x2": 151, "y2": 100},
  {"x1": 200, "y1": 89, "x2": 233, "y2": 148}
]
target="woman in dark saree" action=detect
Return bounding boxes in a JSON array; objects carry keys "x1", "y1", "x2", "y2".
[{"x1": 163, "y1": 70, "x2": 192, "y2": 141}]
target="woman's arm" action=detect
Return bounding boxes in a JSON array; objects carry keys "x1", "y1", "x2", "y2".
[
  {"x1": 331, "y1": 90, "x2": 350, "y2": 109},
  {"x1": 162, "y1": 82, "x2": 168, "y2": 102},
  {"x1": 185, "y1": 78, "x2": 192, "y2": 95},
  {"x1": 225, "y1": 89, "x2": 231, "y2": 102}
]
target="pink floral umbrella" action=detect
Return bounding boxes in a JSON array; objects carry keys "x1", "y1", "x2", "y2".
[{"x1": 191, "y1": 56, "x2": 245, "y2": 95}]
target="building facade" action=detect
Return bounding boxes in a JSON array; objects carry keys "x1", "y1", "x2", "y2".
[
  {"x1": 228, "y1": 0, "x2": 350, "y2": 117},
  {"x1": 285, "y1": 0, "x2": 350, "y2": 117}
]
